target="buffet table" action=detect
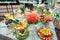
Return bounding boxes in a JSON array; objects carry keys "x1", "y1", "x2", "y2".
[
  {"x1": 0, "y1": 21, "x2": 58, "y2": 40},
  {"x1": 0, "y1": 4, "x2": 58, "y2": 40}
]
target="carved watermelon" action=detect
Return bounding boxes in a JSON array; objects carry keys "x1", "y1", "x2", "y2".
[{"x1": 26, "y1": 13, "x2": 40, "y2": 23}]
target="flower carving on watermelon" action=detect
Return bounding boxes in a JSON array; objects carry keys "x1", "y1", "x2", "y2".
[
  {"x1": 38, "y1": 28, "x2": 53, "y2": 40},
  {"x1": 26, "y1": 12, "x2": 40, "y2": 24},
  {"x1": 40, "y1": 13, "x2": 52, "y2": 23}
]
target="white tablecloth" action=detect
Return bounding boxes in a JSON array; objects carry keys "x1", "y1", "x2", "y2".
[{"x1": 0, "y1": 22, "x2": 58, "y2": 40}]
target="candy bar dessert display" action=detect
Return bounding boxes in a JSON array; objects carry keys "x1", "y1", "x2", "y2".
[{"x1": 0, "y1": 4, "x2": 57, "y2": 40}]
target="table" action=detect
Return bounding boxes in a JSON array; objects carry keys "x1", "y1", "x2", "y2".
[{"x1": 0, "y1": 21, "x2": 58, "y2": 40}]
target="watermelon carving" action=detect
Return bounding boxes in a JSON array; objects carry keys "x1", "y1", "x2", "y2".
[{"x1": 26, "y1": 13, "x2": 40, "y2": 23}]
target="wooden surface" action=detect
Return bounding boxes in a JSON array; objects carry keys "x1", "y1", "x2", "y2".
[{"x1": 0, "y1": 5, "x2": 20, "y2": 15}]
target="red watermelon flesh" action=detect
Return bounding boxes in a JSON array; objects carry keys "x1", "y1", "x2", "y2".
[{"x1": 26, "y1": 13, "x2": 40, "y2": 23}]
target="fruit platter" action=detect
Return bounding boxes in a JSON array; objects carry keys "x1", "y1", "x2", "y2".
[{"x1": 0, "y1": 5, "x2": 57, "y2": 40}]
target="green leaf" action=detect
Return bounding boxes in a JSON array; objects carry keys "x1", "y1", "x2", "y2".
[
  {"x1": 45, "y1": 11, "x2": 50, "y2": 15},
  {"x1": 36, "y1": 8, "x2": 42, "y2": 14}
]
